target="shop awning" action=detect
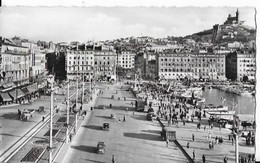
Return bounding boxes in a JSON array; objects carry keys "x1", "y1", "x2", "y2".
[
  {"x1": 21, "y1": 87, "x2": 29, "y2": 94},
  {"x1": 0, "y1": 92, "x2": 12, "y2": 102},
  {"x1": 27, "y1": 85, "x2": 38, "y2": 93},
  {"x1": 9, "y1": 89, "x2": 25, "y2": 99},
  {"x1": 2, "y1": 83, "x2": 12, "y2": 89},
  {"x1": 17, "y1": 89, "x2": 25, "y2": 98}
]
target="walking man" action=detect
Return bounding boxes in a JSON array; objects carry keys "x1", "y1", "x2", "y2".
[
  {"x1": 187, "y1": 141, "x2": 190, "y2": 148},
  {"x1": 112, "y1": 155, "x2": 115, "y2": 163},
  {"x1": 202, "y1": 154, "x2": 206, "y2": 163},
  {"x1": 166, "y1": 139, "x2": 169, "y2": 147},
  {"x1": 192, "y1": 134, "x2": 195, "y2": 141}
]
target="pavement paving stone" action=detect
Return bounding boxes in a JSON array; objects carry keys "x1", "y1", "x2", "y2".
[{"x1": 61, "y1": 83, "x2": 188, "y2": 163}]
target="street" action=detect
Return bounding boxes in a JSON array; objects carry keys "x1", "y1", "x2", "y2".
[{"x1": 62, "y1": 82, "x2": 188, "y2": 163}]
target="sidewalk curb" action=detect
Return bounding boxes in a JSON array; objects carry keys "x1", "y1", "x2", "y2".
[
  {"x1": 53, "y1": 89, "x2": 100, "y2": 163},
  {"x1": 0, "y1": 113, "x2": 52, "y2": 163}
]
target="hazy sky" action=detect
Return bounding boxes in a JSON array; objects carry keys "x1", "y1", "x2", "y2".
[{"x1": 0, "y1": 7, "x2": 256, "y2": 43}]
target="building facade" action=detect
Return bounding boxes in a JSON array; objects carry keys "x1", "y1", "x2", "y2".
[
  {"x1": 117, "y1": 51, "x2": 136, "y2": 76},
  {"x1": 66, "y1": 50, "x2": 95, "y2": 82},
  {"x1": 147, "y1": 60, "x2": 157, "y2": 80},
  {"x1": 156, "y1": 50, "x2": 226, "y2": 81},
  {"x1": 226, "y1": 51, "x2": 255, "y2": 81},
  {"x1": 156, "y1": 51, "x2": 193, "y2": 80},
  {"x1": 1, "y1": 43, "x2": 30, "y2": 87},
  {"x1": 94, "y1": 50, "x2": 117, "y2": 81},
  {"x1": 191, "y1": 52, "x2": 226, "y2": 81}
]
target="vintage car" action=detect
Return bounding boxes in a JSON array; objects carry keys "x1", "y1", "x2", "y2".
[
  {"x1": 103, "y1": 123, "x2": 110, "y2": 131},
  {"x1": 111, "y1": 114, "x2": 116, "y2": 119},
  {"x1": 97, "y1": 142, "x2": 106, "y2": 154},
  {"x1": 146, "y1": 113, "x2": 157, "y2": 121}
]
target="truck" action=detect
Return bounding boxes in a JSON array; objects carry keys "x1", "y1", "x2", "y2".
[
  {"x1": 161, "y1": 127, "x2": 176, "y2": 141},
  {"x1": 21, "y1": 109, "x2": 35, "y2": 121},
  {"x1": 135, "y1": 99, "x2": 146, "y2": 112}
]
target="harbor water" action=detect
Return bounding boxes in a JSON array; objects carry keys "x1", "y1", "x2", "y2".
[{"x1": 203, "y1": 88, "x2": 255, "y2": 115}]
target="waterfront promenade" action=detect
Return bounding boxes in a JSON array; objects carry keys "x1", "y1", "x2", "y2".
[{"x1": 61, "y1": 82, "x2": 188, "y2": 163}]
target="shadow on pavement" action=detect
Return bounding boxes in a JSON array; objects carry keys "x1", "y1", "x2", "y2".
[
  {"x1": 141, "y1": 129, "x2": 161, "y2": 134},
  {"x1": 0, "y1": 113, "x2": 32, "y2": 122},
  {"x1": 71, "y1": 145, "x2": 97, "y2": 153},
  {"x1": 82, "y1": 125, "x2": 102, "y2": 130},
  {"x1": 131, "y1": 115, "x2": 146, "y2": 121},
  {"x1": 83, "y1": 158, "x2": 105, "y2": 163},
  {"x1": 95, "y1": 115, "x2": 111, "y2": 119},
  {"x1": 1, "y1": 133, "x2": 21, "y2": 138},
  {"x1": 124, "y1": 132, "x2": 161, "y2": 141}
]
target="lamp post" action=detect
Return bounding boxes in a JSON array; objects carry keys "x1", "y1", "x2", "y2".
[
  {"x1": 47, "y1": 75, "x2": 54, "y2": 163},
  {"x1": 66, "y1": 79, "x2": 70, "y2": 143}
]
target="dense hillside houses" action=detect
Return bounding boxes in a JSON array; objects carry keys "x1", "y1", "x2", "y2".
[{"x1": 0, "y1": 10, "x2": 256, "y2": 95}]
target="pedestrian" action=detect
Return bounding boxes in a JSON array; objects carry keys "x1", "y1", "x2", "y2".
[
  {"x1": 192, "y1": 134, "x2": 195, "y2": 141},
  {"x1": 69, "y1": 134, "x2": 72, "y2": 142},
  {"x1": 123, "y1": 116, "x2": 126, "y2": 122},
  {"x1": 187, "y1": 141, "x2": 190, "y2": 148},
  {"x1": 224, "y1": 156, "x2": 229, "y2": 163},
  {"x1": 42, "y1": 116, "x2": 45, "y2": 122},
  {"x1": 166, "y1": 139, "x2": 169, "y2": 147},
  {"x1": 212, "y1": 141, "x2": 214, "y2": 149},
  {"x1": 209, "y1": 141, "x2": 212, "y2": 149},
  {"x1": 208, "y1": 132, "x2": 211, "y2": 140},
  {"x1": 202, "y1": 154, "x2": 206, "y2": 163},
  {"x1": 219, "y1": 123, "x2": 222, "y2": 131},
  {"x1": 193, "y1": 150, "x2": 195, "y2": 160},
  {"x1": 112, "y1": 155, "x2": 115, "y2": 163}
]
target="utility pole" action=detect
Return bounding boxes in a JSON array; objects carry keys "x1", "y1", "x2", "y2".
[
  {"x1": 235, "y1": 133, "x2": 239, "y2": 163},
  {"x1": 82, "y1": 74, "x2": 85, "y2": 110},
  {"x1": 47, "y1": 75, "x2": 54, "y2": 163},
  {"x1": 66, "y1": 80, "x2": 70, "y2": 143}
]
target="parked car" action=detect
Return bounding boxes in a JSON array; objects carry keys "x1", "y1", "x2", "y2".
[
  {"x1": 147, "y1": 113, "x2": 157, "y2": 121},
  {"x1": 103, "y1": 123, "x2": 110, "y2": 131},
  {"x1": 97, "y1": 142, "x2": 106, "y2": 154}
]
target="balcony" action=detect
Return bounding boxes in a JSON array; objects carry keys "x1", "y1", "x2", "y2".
[{"x1": 4, "y1": 50, "x2": 29, "y2": 55}]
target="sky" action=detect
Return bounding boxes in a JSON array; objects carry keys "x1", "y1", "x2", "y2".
[{"x1": 0, "y1": 6, "x2": 256, "y2": 43}]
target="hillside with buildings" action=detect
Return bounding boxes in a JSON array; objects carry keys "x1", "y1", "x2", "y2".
[{"x1": 185, "y1": 9, "x2": 256, "y2": 47}]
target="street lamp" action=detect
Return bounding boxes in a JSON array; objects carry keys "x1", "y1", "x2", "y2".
[
  {"x1": 66, "y1": 79, "x2": 70, "y2": 143},
  {"x1": 47, "y1": 75, "x2": 54, "y2": 163}
]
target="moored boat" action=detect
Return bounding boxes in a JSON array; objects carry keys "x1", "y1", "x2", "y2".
[
  {"x1": 203, "y1": 104, "x2": 228, "y2": 112},
  {"x1": 207, "y1": 110, "x2": 235, "y2": 115}
]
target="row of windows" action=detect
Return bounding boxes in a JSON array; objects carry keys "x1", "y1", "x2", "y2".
[
  {"x1": 69, "y1": 56, "x2": 93, "y2": 60},
  {"x1": 240, "y1": 63, "x2": 256, "y2": 67},
  {"x1": 160, "y1": 68, "x2": 224, "y2": 73},
  {"x1": 239, "y1": 59, "x2": 255, "y2": 63},
  {"x1": 239, "y1": 73, "x2": 255, "y2": 76},
  {"x1": 160, "y1": 73, "x2": 225, "y2": 76},
  {"x1": 68, "y1": 61, "x2": 93, "y2": 65},
  {"x1": 160, "y1": 63, "x2": 224, "y2": 67},
  {"x1": 160, "y1": 58, "x2": 224, "y2": 62},
  {"x1": 67, "y1": 67, "x2": 92, "y2": 71}
]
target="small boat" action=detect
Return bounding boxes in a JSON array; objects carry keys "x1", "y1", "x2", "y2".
[
  {"x1": 203, "y1": 105, "x2": 228, "y2": 112},
  {"x1": 207, "y1": 110, "x2": 235, "y2": 115}
]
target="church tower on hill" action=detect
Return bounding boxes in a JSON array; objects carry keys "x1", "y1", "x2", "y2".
[{"x1": 224, "y1": 9, "x2": 240, "y2": 25}]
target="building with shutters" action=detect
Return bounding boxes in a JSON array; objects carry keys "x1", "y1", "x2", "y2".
[{"x1": 66, "y1": 50, "x2": 95, "y2": 82}]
